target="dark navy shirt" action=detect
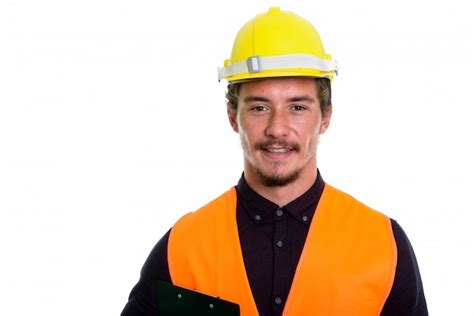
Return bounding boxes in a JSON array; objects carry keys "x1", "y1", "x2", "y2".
[{"x1": 121, "y1": 171, "x2": 428, "y2": 315}]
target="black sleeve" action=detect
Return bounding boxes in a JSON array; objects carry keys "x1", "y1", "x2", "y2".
[
  {"x1": 121, "y1": 229, "x2": 172, "y2": 316},
  {"x1": 381, "y1": 219, "x2": 428, "y2": 316}
]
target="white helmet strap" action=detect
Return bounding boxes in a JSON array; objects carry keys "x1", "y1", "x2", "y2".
[{"x1": 218, "y1": 54, "x2": 338, "y2": 81}]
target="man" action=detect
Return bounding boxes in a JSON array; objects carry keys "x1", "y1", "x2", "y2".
[{"x1": 122, "y1": 7, "x2": 427, "y2": 315}]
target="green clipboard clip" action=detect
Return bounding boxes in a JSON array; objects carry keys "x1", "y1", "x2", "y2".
[{"x1": 155, "y1": 280, "x2": 240, "y2": 316}]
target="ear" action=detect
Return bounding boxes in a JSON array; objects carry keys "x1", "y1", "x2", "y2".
[
  {"x1": 227, "y1": 105, "x2": 239, "y2": 133},
  {"x1": 319, "y1": 108, "x2": 332, "y2": 134}
]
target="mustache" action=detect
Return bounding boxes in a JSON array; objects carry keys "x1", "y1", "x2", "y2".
[{"x1": 255, "y1": 140, "x2": 300, "y2": 152}]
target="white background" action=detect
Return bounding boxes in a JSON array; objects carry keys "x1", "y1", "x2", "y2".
[{"x1": 1, "y1": 0, "x2": 473, "y2": 315}]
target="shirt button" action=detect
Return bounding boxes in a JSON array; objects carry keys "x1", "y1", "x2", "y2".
[
  {"x1": 254, "y1": 214, "x2": 262, "y2": 222},
  {"x1": 302, "y1": 215, "x2": 308, "y2": 222},
  {"x1": 274, "y1": 297, "x2": 282, "y2": 305},
  {"x1": 276, "y1": 240, "x2": 283, "y2": 248},
  {"x1": 276, "y1": 208, "x2": 284, "y2": 217}
]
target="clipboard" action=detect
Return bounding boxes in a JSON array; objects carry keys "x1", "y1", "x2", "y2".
[{"x1": 155, "y1": 280, "x2": 240, "y2": 315}]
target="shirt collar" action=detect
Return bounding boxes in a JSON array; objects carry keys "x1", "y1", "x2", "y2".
[{"x1": 236, "y1": 170, "x2": 325, "y2": 225}]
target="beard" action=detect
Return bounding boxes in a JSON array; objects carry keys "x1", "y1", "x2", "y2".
[
  {"x1": 255, "y1": 166, "x2": 300, "y2": 187},
  {"x1": 252, "y1": 139, "x2": 301, "y2": 187}
]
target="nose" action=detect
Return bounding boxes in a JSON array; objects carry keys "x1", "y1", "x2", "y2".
[{"x1": 265, "y1": 109, "x2": 290, "y2": 138}]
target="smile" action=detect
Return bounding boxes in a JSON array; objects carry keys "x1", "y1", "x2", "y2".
[
  {"x1": 260, "y1": 145, "x2": 296, "y2": 161},
  {"x1": 265, "y1": 148, "x2": 291, "y2": 153}
]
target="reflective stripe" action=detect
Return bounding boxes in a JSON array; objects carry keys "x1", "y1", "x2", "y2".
[{"x1": 218, "y1": 54, "x2": 338, "y2": 80}]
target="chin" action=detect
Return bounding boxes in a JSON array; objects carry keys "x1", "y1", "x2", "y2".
[{"x1": 256, "y1": 169, "x2": 300, "y2": 188}]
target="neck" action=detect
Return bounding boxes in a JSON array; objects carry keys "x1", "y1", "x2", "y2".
[{"x1": 243, "y1": 164, "x2": 318, "y2": 207}]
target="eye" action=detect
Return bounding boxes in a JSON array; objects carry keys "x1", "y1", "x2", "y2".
[
  {"x1": 290, "y1": 105, "x2": 306, "y2": 111},
  {"x1": 251, "y1": 105, "x2": 268, "y2": 112}
]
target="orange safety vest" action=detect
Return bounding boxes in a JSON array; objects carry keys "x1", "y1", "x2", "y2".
[{"x1": 168, "y1": 184, "x2": 397, "y2": 315}]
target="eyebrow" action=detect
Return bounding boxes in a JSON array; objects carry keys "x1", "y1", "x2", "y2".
[
  {"x1": 288, "y1": 95, "x2": 316, "y2": 103},
  {"x1": 243, "y1": 95, "x2": 315, "y2": 103},
  {"x1": 243, "y1": 96, "x2": 271, "y2": 103}
]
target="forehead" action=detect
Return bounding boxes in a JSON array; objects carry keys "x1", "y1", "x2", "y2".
[{"x1": 239, "y1": 77, "x2": 318, "y2": 99}]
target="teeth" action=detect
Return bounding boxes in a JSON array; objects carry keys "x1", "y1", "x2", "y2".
[{"x1": 267, "y1": 148, "x2": 290, "y2": 153}]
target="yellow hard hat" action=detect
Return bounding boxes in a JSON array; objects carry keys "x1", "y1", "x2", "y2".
[{"x1": 218, "y1": 7, "x2": 338, "y2": 82}]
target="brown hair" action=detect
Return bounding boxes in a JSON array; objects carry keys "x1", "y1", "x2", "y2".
[{"x1": 225, "y1": 78, "x2": 332, "y2": 116}]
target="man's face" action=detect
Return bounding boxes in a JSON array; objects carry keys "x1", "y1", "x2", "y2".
[{"x1": 228, "y1": 77, "x2": 331, "y2": 187}]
